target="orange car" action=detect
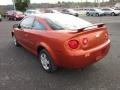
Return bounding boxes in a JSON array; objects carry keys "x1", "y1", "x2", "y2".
[{"x1": 12, "y1": 13, "x2": 110, "y2": 72}]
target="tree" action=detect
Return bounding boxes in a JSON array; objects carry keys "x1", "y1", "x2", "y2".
[{"x1": 14, "y1": 0, "x2": 30, "y2": 11}]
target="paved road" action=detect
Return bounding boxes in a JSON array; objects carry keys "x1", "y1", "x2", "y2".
[{"x1": 0, "y1": 17, "x2": 120, "y2": 90}]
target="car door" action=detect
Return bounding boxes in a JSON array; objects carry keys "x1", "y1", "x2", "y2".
[
  {"x1": 24, "y1": 17, "x2": 46, "y2": 54},
  {"x1": 105, "y1": 9, "x2": 110, "y2": 15},
  {"x1": 13, "y1": 24, "x2": 24, "y2": 45},
  {"x1": 91, "y1": 9, "x2": 95, "y2": 15},
  {"x1": 19, "y1": 16, "x2": 35, "y2": 48},
  {"x1": 103, "y1": 9, "x2": 110, "y2": 15}
]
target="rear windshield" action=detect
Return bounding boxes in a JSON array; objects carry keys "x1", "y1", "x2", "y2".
[{"x1": 44, "y1": 14, "x2": 92, "y2": 30}]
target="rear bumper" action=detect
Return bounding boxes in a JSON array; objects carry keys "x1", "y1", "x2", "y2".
[{"x1": 55, "y1": 39, "x2": 110, "y2": 69}]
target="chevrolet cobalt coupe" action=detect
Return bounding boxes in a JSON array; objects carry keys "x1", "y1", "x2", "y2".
[{"x1": 12, "y1": 13, "x2": 110, "y2": 72}]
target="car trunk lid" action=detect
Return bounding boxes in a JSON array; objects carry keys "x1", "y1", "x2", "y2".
[{"x1": 67, "y1": 23, "x2": 109, "y2": 50}]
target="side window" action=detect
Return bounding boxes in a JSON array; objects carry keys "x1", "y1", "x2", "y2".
[
  {"x1": 90, "y1": 9, "x2": 95, "y2": 11},
  {"x1": 20, "y1": 17, "x2": 34, "y2": 29},
  {"x1": 32, "y1": 19, "x2": 46, "y2": 30},
  {"x1": 46, "y1": 19, "x2": 63, "y2": 30},
  {"x1": 102, "y1": 9, "x2": 109, "y2": 11}
]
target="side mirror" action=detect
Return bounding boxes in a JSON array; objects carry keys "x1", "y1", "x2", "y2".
[{"x1": 13, "y1": 24, "x2": 21, "y2": 29}]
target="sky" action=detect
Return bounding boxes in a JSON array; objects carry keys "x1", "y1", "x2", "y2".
[{"x1": 0, "y1": 0, "x2": 109, "y2": 5}]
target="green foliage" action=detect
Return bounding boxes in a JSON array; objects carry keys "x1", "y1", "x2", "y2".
[{"x1": 14, "y1": 0, "x2": 30, "y2": 11}]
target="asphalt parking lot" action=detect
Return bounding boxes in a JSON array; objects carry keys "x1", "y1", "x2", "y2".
[{"x1": 0, "y1": 16, "x2": 120, "y2": 90}]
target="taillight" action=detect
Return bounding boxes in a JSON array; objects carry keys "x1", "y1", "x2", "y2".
[
  {"x1": 68, "y1": 40, "x2": 79, "y2": 49},
  {"x1": 82, "y1": 38, "x2": 88, "y2": 46}
]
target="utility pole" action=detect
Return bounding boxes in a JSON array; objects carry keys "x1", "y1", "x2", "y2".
[
  {"x1": 12, "y1": 0, "x2": 16, "y2": 11},
  {"x1": 98, "y1": 0, "x2": 101, "y2": 8},
  {"x1": 86, "y1": 0, "x2": 88, "y2": 7},
  {"x1": 102, "y1": 0, "x2": 104, "y2": 6}
]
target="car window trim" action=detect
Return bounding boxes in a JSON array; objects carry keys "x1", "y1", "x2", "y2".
[
  {"x1": 31, "y1": 17, "x2": 46, "y2": 31},
  {"x1": 19, "y1": 16, "x2": 35, "y2": 30}
]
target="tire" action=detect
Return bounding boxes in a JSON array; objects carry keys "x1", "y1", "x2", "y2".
[
  {"x1": 86, "y1": 12, "x2": 90, "y2": 16},
  {"x1": 12, "y1": 36, "x2": 19, "y2": 46},
  {"x1": 95, "y1": 13, "x2": 99, "y2": 17},
  {"x1": 111, "y1": 12, "x2": 115, "y2": 16},
  {"x1": 39, "y1": 49, "x2": 57, "y2": 72},
  {"x1": 8, "y1": 17, "x2": 11, "y2": 21},
  {"x1": 13, "y1": 17, "x2": 17, "y2": 21},
  {"x1": 75, "y1": 13, "x2": 79, "y2": 17}
]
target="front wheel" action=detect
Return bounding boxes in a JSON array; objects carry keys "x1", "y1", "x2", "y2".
[
  {"x1": 39, "y1": 49, "x2": 57, "y2": 73},
  {"x1": 111, "y1": 12, "x2": 115, "y2": 16},
  {"x1": 13, "y1": 17, "x2": 17, "y2": 21},
  {"x1": 12, "y1": 36, "x2": 19, "y2": 46}
]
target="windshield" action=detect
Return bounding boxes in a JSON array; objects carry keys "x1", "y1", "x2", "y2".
[{"x1": 44, "y1": 14, "x2": 92, "y2": 30}]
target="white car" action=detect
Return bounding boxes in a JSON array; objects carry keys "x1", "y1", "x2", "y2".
[
  {"x1": 61, "y1": 9, "x2": 79, "y2": 17},
  {"x1": 114, "y1": 8, "x2": 120, "y2": 15},
  {"x1": 44, "y1": 9, "x2": 61, "y2": 14},
  {"x1": 24, "y1": 9, "x2": 42, "y2": 16},
  {"x1": 86, "y1": 8, "x2": 104, "y2": 16},
  {"x1": 75, "y1": 8, "x2": 89, "y2": 16},
  {"x1": 102, "y1": 8, "x2": 120, "y2": 16}
]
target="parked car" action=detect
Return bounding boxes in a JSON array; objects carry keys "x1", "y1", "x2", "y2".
[
  {"x1": 86, "y1": 8, "x2": 104, "y2": 16},
  {"x1": 75, "y1": 8, "x2": 89, "y2": 16},
  {"x1": 113, "y1": 8, "x2": 120, "y2": 15},
  {"x1": 44, "y1": 9, "x2": 61, "y2": 14},
  {"x1": 61, "y1": 9, "x2": 79, "y2": 17},
  {"x1": 101, "y1": 8, "x2": 120, "y2": 16},
  {"x1": 24, "y1": 9, "x2": 42, "y2": 16},
  {"x1": 114, "y1": 8, "x2": 120, "y2": 11},
  {"x1": 11, "y1": 13, "x2": 110, "y2": 72},
  {"x1": 0, "y1": 14, "x2": 2, "y2": 21},
  {"x1": 6, "y1": 10, "x2": 25, "y2": 21}
]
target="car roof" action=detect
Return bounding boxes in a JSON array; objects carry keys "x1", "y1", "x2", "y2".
[
  {"x1": 36, "y1": 13, "x2": 75, "y2": 18},
  {"x1": 26, "y1": 13, "x2": 63, "y2": 17},
  {"x1": 25, "y1": 13, "x2": 89, "y2": 23},
  {"x1": 35, "y1": 13, "x2": 89, "y2": 23}
]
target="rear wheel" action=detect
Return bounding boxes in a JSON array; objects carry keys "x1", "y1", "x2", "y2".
[
  {"x1": 75, "y1": 13, "x2": 79, "y2": 17},
  {"x1": 95, "y1": 13, "x2": 99, "y2": 17},
  {"x1": 86, "y1": 12, "x2": 90, "y2": 16},
  {"x1": 39, "y1": 49, "x2": 57, "y2": 73},
  {"x1": 13, "y1": 17, "x2": 17, "y2": 21},
  {"x1": 12, "y1": 36, "x2": 19, "y2": 46},
  {"x1": 8, "y1": 17, "x2": 11, "y2": 21}
]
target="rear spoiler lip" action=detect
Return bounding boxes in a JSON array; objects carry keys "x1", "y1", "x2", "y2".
[{"x1": 77, "y1": 23, "x2": 105, "y2": 32}]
